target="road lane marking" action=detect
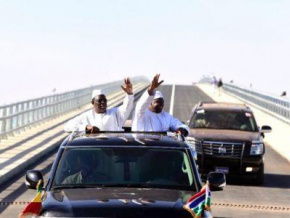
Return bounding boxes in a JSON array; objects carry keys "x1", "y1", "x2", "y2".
[
  {"x1": 169, "y1": 84, "x2": 175, "y2": 115},
  {"x1": 212, "y1": 202, "x2": 290, "y2": 212}
]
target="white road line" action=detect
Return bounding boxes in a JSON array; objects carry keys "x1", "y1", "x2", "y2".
[{"x1": 169, "y1": 84, "x2": 175, "y2": 115}]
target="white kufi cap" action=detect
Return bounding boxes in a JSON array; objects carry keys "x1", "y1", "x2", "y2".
[
  {"x1": 91, "y1": 89, "x2": 106, "y2": 99},
  {"x1": 153, "y1": 91, "x2": 164, "y2": 99}
]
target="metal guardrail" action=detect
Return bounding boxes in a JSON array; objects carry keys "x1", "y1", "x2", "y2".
[
  {"x1": 0, "y1": 76, "x2": 149, "y2": 139},
  {"x1": 223, "y1": 83, "x2": 290, "y2": 123}
]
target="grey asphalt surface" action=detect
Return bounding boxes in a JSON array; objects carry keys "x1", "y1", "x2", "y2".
[
  {"x1": 1, "y1": 85, "x2": 290, "y2": 217},
  {"x1": 172, "y1": 84, "x2": 214, "y2": 122}
]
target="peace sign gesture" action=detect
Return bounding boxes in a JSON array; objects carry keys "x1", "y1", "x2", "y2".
[
  {"x1": 148, "y1": 74, "x2": 164, "y2": 95},
  {"x1": 121, "y1": 77, "x2": 133, "y2": 95}
]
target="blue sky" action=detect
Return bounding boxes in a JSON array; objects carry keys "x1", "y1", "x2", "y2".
[{"x1": 0, "y1": 0, "x2": 289, "y2": 104}]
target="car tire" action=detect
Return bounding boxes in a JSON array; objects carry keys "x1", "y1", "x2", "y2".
[{"x1": 252, "y1": 163, "x2": 264, "y2": 185}]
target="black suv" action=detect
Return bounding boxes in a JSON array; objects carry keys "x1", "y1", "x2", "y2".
[
  {"x1": 187, "y1": 102, "x2": 271, "y2": 185},
  {"x1": 25, "y1": 131, "x2": 225, "y2": 217}
]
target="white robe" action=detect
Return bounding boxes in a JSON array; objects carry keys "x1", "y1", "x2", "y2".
[
  {"x1": 64, "y1": 94, "x2": 134, "y2": 132},
  {"x1": 132, "y1": 91, "x2": 189, "y2": 133}
]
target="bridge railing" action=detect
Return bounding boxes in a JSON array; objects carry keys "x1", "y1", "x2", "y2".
[
  {"x1": 223, "y1": 83, "x2": 290, "y2": 124},
  {"x1": 0, "y1": 76, "x2": 149, "y2": 139}
]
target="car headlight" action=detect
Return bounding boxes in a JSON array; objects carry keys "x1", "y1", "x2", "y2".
[{"x1": 250, "y1": 141, "x2": 264, "y2": 155}]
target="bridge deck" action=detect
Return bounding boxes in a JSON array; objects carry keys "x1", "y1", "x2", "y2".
[{"x1": 0, "y1": 84, "x2": 290, "y2": 217}]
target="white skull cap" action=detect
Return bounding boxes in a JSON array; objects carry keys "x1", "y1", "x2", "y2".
[
  {"x1": 91, "y1": 89, "x2": 106, "y2": 99},
  {"x1": 153, "y1": 91, "x2": 164, "y2": 99}
]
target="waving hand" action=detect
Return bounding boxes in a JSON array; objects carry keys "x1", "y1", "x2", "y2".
[
  {"x1": 121, "y1": 77, "x2": 133, "y2": 95},
  {"x1": 148, "y1": 74, "x2": 164, "y2": 95}
]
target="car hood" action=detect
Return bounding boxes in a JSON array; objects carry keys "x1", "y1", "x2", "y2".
[
  {"x1": 190, "y1": 129, "x2": 260, "y2": 142},
  {"x1": 41, "y1": 187, "x2": 194, "y2": 217}
]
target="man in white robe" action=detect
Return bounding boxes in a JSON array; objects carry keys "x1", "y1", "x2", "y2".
[
  {"x1": 132, "y1": 74, "x2": 189, "y2": 136},
  {"x1": 64, "y1": 78, "x2": 134, "y2": 133}
]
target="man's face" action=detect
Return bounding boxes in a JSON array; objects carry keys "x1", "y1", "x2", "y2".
[
  {"x1": 149, "y1": 98, "x2": 164, "y2": 113},
  {"x1": 92, "y1": 95, "x2": 107, "y2": 113}
]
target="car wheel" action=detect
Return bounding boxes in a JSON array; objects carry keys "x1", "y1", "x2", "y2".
[{"x1": 252, "y1": 163, "x2": 264, "y2": 185}]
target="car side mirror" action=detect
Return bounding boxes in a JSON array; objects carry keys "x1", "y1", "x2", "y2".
[
  {"x1": 260, "y1": 125, "x2": 272, "y2": 134},
  {"x1": 207, "y1": 172, "x2": 226, "y2": 191},
  {"x1": 25, "y1": 170, "x2": 44, "y2": 190}
]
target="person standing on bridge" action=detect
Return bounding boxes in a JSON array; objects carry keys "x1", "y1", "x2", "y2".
[
  {"x1": 64, "y1": 78, "x2": 134, "y2": 133},
  {"x1": 132, "y1": 74, "x2": 189, "y2": 136}
]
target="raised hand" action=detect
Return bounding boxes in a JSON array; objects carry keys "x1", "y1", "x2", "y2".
[
  {"x1": 121, "y1": 77, "x2": 133, "y2": 95},
  {"x1": 148, "y1": 74, "x2": 164, "y2": 95}
]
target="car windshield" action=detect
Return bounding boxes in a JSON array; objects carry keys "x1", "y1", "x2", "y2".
[
  {"x1": 190, "y1": 110, "x2": 257, "y2": 131},
  {"x1": 52, "y1": 147, "x2": 196, "y2": 191}
]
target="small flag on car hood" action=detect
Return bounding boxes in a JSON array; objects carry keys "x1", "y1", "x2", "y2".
[
  {"x1": 183, "y1": 183, "x2": 211, "y2": 218},
  {"x1": 19, "y1": 180, "x2": 43, "y2": 218}
]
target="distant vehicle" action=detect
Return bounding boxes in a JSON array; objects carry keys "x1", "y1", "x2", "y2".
[
  {"x1": 187, "y1": 102, "x2": 272, "y2": 185},
  {"x1": 24, "y1": 131, "x2": 225, "y2": 217}
]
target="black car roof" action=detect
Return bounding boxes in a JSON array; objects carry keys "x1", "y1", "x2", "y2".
[{"x1": 63, "y1": 132, "x2": 188, "y2": 148}]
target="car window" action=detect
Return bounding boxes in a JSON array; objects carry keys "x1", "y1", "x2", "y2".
[
  {"x1": 53, "y1": 147, "x2": 196, "y2": 191},
  {"x1": 190, "y1": 110, "x2": 257, "y2": 131}
]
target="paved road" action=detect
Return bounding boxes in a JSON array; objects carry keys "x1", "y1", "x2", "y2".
[
  {"x1": 162, "y1": 85, "x2": 290, "y2": 217},
  {"x1": 1, "y1": 85, "x2": 290, "y2": 217},
  {"x1": 172, "y1": 85, "x2": 214, "y2": 122}
]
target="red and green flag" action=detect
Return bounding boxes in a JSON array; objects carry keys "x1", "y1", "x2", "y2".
[
  {"x1": 183, "y1": 183, "x2": 211, "y2": 218},
  {"x1": 19, "y1": 180, "x2": 43, "y2": 218}
]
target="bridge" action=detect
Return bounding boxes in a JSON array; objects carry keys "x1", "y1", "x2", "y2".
[{"x1": 0, "y1": 77, "x2": 290, "y2": 217}]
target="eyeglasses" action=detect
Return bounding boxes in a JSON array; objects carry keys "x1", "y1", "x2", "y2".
[{"x1": 94, "y1": 99, "x2": 107, "y2": 104}]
